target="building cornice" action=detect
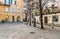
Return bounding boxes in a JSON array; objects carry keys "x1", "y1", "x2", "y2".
[{"x1": 43, "y1": 11, "x2": 60, "y2": 15}]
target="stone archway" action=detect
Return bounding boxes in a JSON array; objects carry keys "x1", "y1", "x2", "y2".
[
  {"x1": 5, "y1": 15, "x2": 9, "y2": 23},
  {"x1": 12, "y1": 16, "x2": 15, "y2": 22},
  {"x1": 17, "y1": 16, "x2": 20, "y2": 22}
]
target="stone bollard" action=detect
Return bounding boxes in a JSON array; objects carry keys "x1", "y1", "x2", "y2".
[
  {"x1": 51, "y1": 23, "x2": 54, "y2": 29},
  {"x1": 33, "y1": 18, "x2": 36, "y2": 27}
]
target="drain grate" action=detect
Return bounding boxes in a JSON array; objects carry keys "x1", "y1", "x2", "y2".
[{"x1": 30, "y1": 32, "x2": 35, "y2": 34}]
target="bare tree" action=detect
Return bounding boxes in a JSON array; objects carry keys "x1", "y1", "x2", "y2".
[
  {"x1": 25, "y1": 0, "x2": 49, "y2": 29},
  {"x1": 39, "y1": 0, "x2": 50, "y2": 29}
]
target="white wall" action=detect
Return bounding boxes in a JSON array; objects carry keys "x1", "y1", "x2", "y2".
[
  {"x1": 35, "y1": 16, "x2": 40, "y2": 23},
  {"x1": 43, "y1": 13, "x2": 60, "y2": 25},
  {"x1": 34, "y1": 13, "x2": 60, "y2": 25}
]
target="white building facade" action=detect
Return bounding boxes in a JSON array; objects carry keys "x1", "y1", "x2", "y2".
[{"x1": 43, "y1": 13, "x2": 60, "y2": 27}]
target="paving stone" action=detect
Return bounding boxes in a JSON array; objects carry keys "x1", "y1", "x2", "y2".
[{"x1": 0, "y1": 23, "x2": 59, "y2": 39}]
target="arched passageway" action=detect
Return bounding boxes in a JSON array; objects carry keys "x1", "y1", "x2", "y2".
[
  {"x1": 12, "y1": 16, "x2": 15, "y2": 22},
  {"x1": 5, "y1": 15, "x2": 9, "y2": 23},
  {"x1": 17, "y1": 16, "x2": 20, "y2": 22}
]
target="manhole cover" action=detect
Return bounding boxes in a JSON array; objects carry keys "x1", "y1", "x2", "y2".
[
  {"x1": 37, "y1": 36, "x2": 45, "y2": 39},
  {"x1": 30, "y1": 32, "x2": 35, "y2": 34}
]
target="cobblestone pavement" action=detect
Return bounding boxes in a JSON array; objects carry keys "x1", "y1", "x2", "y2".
[{"x1": 0, "y1": 23, "x2": 60, "y2": 39}]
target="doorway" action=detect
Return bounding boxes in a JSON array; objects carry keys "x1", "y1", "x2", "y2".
[
  {"x1": 17, "y1": 16, "x2": 20, "y2": 22},
  {"x1": 44, "y1": 16, "x2": 48, "y2": 24},
  {"x1": 12, "y1": 16, "x2": 14, "y2": 22}
]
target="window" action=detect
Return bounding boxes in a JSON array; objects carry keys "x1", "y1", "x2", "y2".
[
  {"x1": 11, "y1": 0, "x2": 12, "y2": 4},
  {"x1": 44, "y1": 0, "x2": 48, "y2": 2},
  {"x1": 5, "y1": 0, "x2": 16, "y2": 5},
  {"x1": 10, "y1": 0, "x2": 12, "y2": 4},
  {"x1": 11, "y1": 0, "x2": 16, "y2": 5},
  {"x1": 5, "y1": 0, "x2": 10, "y2": 5},
  {"x1": 51, "y1": 0, "x2": 56, "y2": 2},
  {"x1": 5, "y1": 7, "x2": 9, "y2": 12},
  {"x1": 12, "y1": 7, "x2": 16, "y2": 13},
  {"x1": 53, "y1": 15, "x2": 58, "y2": 22},
  {"x1": 14, "y1": 1, "x2": 16, "y2": 5}
]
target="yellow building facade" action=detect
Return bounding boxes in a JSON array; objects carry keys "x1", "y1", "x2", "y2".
[
  {"x1": 0, "y1": 4, "x2": 24, "y2": 22},
  {"x1": 0, "y1": 0, "x2": 25, "y2": 23}
]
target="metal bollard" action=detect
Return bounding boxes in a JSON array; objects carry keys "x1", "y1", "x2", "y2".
[{"x1": 34, "y1": 18, "x2": 36, "y2": 27}]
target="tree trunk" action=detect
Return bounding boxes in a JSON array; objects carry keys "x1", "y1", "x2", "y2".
[{"x1": 39, "y1": 0, "x2": 44, "y2": 29}]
